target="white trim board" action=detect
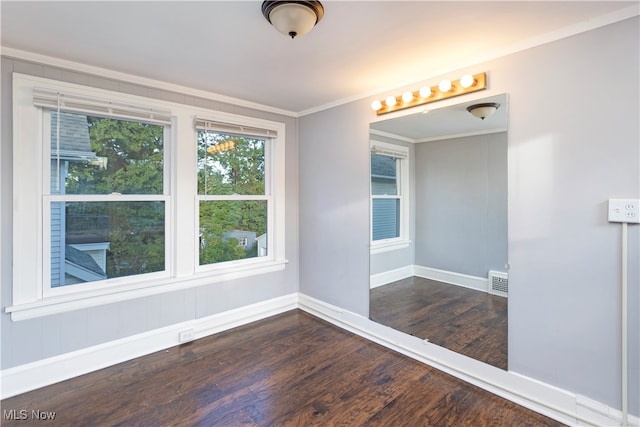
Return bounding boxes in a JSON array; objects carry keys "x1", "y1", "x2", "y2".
[
  {"x1": 414, "y1": 265, "x2": 488, "y2": 292},
  {"x1": 371, "y1": 265, "x2": 488, "y2": 293},
  {"x1": 297, "y1": 293, "x2": 638, "y2": 427},
  {"x1": 0, "y1": 293, "x2": 298, "y2": 400},
  {"x1": 1, "y1": 48, "x2": 297, "y2": 118},
  {"x1": 370, "y1": 265, "x2": 413, "y2": 289}
]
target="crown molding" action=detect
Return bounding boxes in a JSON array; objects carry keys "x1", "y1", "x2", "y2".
[
  {"x1": 299, "y1": 4, "x2": 640, "y2": 117},
  {"x1": 2, "y1": 3, "x2": 637, "y2": 118},
  {"x1": 1, "y1": 47, "x2": 298, "y2": 118}
]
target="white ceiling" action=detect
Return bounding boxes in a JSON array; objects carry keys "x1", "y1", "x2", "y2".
[
  {"x1": 371, "y1": 93, "x2": 508, "y2": 142},
  {"x1": 1, "y1": 1, "x2": 637, "y2": 116}
]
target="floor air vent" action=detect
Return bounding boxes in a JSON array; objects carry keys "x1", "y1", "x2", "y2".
[{"x1": 488, "y1": 270, "x2": 508, "y2": 297}]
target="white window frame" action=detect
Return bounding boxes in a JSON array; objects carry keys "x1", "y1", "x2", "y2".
[
  {"x1": 194, "y1": 121, "x2": 277, "y2": 272},
  {"x1": 8, "y1": 74, "x2": 287, "y2": 321},
  {"x1": 370, "y1": 140, "x2": 410, "y2": 254},
  {"x1": 41, "y1": 113, "x2": 172, "y2": 299}
]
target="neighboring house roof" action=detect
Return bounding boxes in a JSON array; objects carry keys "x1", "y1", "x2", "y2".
[
  {"x1": 50, "y1": 111, "x2": 96, "y2": 160},
  {"x1": 371, "y1": 153, "x2": 396, "y2": 179},
  {"x1": 65, "y1": 245, "x2": 107, "y2": 279}
]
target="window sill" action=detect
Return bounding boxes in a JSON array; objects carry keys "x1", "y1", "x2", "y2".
[
  {"x1": 370, "y1": 240, "x2": 411, "y2": 255},
  {"x1": 6, "y1": 259, "x2": 288, "y2": 321}
]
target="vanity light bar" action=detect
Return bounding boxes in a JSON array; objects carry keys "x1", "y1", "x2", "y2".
[{"x1": 372, "y1": 72, "x2": 487, "y2": 115}]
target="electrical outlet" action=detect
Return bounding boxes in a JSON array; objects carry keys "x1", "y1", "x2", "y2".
[
  {"x1": 608, "y1": 199, "x2": 640, "y2": 223},
  {"x1": 178, "y1": 329, "x2": 196, "y2": 343}
]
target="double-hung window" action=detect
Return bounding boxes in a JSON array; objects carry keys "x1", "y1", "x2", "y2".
[
  {"x1": 9, "y1": 74, "x2": 286, "y2": 320},
  {"x1": 195, "y1": 120, "x2": 275, "y2": 268},
  {"x1": 46, "y1": 111, "x2": 169, "y2": 296},
  {"x1": 13, "y1": 81, "x2": 172, "y2": 303},
  {"x1": 370, "y1": 140, "x2": 409, "y2": 252}
]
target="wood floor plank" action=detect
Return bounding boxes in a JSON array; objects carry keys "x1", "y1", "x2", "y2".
[
  {"x1": 370, "y1": 276, "x2": 508, "y2": 369},
  {"x1": 1, "y1": 310, "x2": 561, "y2": 427}
]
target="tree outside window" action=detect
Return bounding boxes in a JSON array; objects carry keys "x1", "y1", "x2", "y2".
[
  {"x1": 51, "y1": 112, "x2": 166, "y2": 287},
  {"x1": 197, "y1": 129, "x2": 268, "y2": 266}
]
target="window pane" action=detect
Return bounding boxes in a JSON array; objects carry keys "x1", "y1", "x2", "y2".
[
  {"x1": 371, "y1": 154, "x2": 397, "y2": 195},
  {"x1": 199, "y1": 200, "x2": 268, "y2": 265},
  {"x1": 197, "y1": 131, "x2": 265, "y2": 196},
  {"x1": 51, "y1": 112, "x2": 164, "y2": 195},
  {"x1": 372, "y1": 198, "x2": 400, "y2": 240},
  {"x1": 51, "y1": 201, "x2": 165, "y2": 287}
]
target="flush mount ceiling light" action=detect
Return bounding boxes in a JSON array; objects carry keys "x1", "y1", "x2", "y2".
[
  {"x1": 262, "y1": 1, "x2": 324, "y2": 39},
  {"x1": 466, "y1": 102, "x2": 501, "y2": 120}
]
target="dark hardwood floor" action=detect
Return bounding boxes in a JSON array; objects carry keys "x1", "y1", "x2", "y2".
[
  {"x1": 1, "y1": 310, "x2": 560, "y2": 426},
  {"x1": 370, "y1": 277, "x2": 508, "y2": 370}
]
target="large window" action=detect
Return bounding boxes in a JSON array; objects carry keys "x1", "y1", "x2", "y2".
[
  {"x1": 370, "y1": 141, "x2": 409, "y2": 251},
  {"x1": 10, "y1": 74, "x2": 286, "y2": 320},
  {"x1": 47, "y1": 112, "x2": 168, "y2": 295}
]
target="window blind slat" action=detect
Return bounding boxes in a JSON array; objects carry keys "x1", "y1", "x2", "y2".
[
  {"x1": 372, "y1": 198, "x2": 400, "y2": 240},
  {"x1": 33, "y1": 88, "x2": 172, "y2": 125},
  {"x1": 370, "y1": 146, "x2": 407, "y2": 159},
  {"x1": 195, "y1": 118, "x2": 277, "y2": 139}
]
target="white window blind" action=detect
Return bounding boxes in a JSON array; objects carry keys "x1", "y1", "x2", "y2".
[
  {"x1": 195, "y1": 118, "x2": 277, "y2": 139},
  {"x1": 371, "y1": 145, "x2": 408, "y2": 159},
  {"x1": 33, "y1": 88, "x2": 172, "y2": 125}
]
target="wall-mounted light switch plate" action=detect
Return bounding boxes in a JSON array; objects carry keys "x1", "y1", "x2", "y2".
[{"x1": 608, "y1": 199, "x2": 640, "y2": 223}]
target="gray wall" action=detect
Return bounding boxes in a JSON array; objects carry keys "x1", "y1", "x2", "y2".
[
  {"x1": 298, "y1": 101, "x2": 370, "y2": 315},
  {"x1": 414, "y1": 132, "x2": 508, "y2": 277},
  {"x1": 0, "y1": 57, "x2": 300, "y2": 369},
  {"x1": 299, "y1": 17, "x2": 639, "y2": 413}
]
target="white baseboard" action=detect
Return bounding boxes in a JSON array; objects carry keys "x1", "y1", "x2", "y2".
[
  {"x1": 3, "y1": 291, "x2": 636, "y2": 427},
  {"x1": 413, "y1": 265, "x2": 488, "y2": 292},
  {"x1": 298, "y1": 293, "x2": 635, "y2": 427},
  {"x1": 0, "y1": 293, "x2": 298, "y2": 400},
  {"x1": 575, "y1": 394, "x2": 639, "y2": 426},
  {"x1": 369, "y1": 265, "x2": 413, "y2": 288},
  {"x1": 369, "y1": 265, "x2": 487, "y2": 292}
]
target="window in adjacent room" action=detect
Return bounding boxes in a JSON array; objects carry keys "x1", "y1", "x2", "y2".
[{"x1": 370, "y1": 141, "x2": 409, "y2": 251}]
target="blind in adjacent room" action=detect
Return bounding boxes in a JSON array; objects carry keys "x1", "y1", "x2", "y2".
[{"x1": 370, "y1": 145, "x2": 407, "y2": 159}]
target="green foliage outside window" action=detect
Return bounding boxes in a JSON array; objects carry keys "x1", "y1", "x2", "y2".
[
  {"x1": 66, "y1": 117, "x2": 164, "y2": 195},
  {"x1": 197, "y1": 131, "x2": 268, "y2": 265},
  {"x1": 64, "y1": 116, "x2": 165, "y2": 279},
  {"x1": 58, "y1": 116, "x2": 269, "y2": 282}
]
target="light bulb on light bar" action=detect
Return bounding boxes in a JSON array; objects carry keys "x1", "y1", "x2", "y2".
[
  {"x1": 460, "y1": 74, "x2": 475, "y2": 88},
  {"x1": 438, "y1": 79, "x2": 452, "y2": 92},
  {"x1": 419, "y1": 86, "x2": 432, "y2": 98},
  {"x1": 385, "y1": 96, "x2": 397, "y2": 107},
  {"x1": 371, "y1": 72, "x2": 487, "y2": 116}
]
